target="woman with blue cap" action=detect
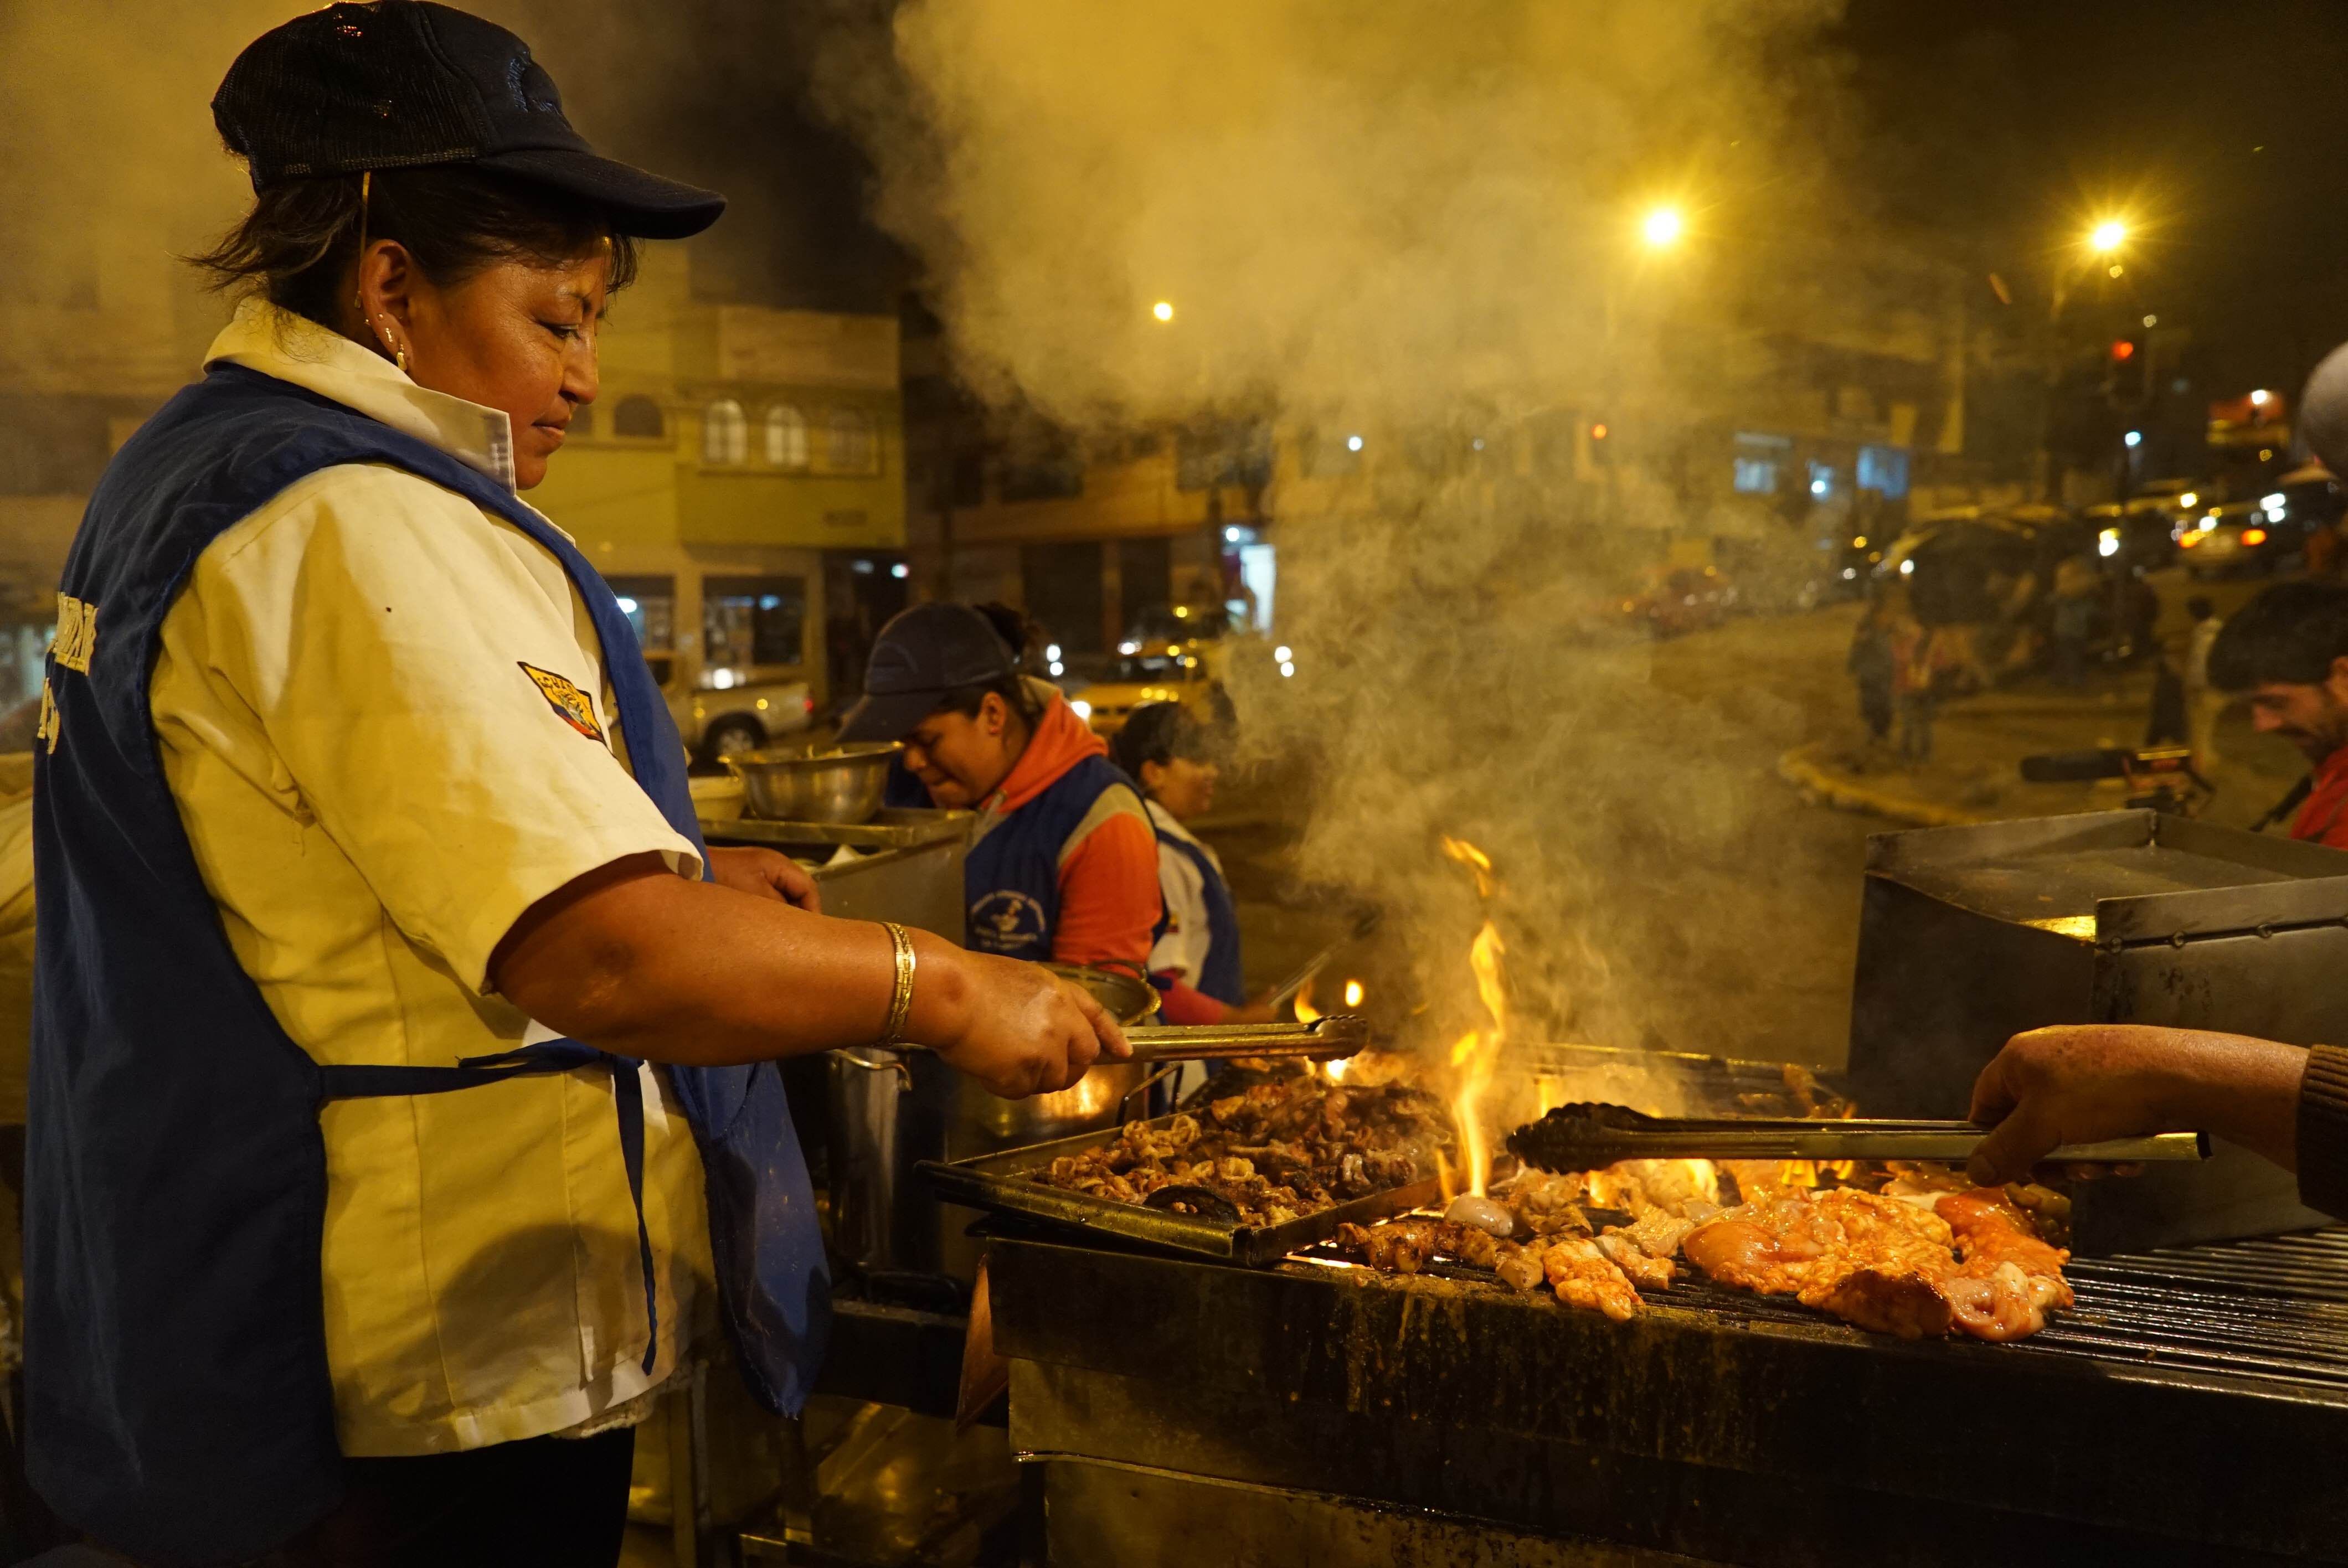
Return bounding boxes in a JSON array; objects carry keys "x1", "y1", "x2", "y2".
[
  {"x1": 24, "y1": 7, "x2": 1124, "y2": 1562},
  {"x1": 838, "y1": 602, "x2": 1162, "y2": 974}
]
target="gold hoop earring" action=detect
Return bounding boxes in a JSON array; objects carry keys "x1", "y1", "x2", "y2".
[{"x1": 395, "y1": 345, "x2": 409, "y2": 376}]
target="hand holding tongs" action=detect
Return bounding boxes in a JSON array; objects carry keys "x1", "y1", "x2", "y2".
[
  {"x1": 1117, "y1": 1013, "x2": 1372, "y2": 1064},
  {"x1": 1506, "y1": 1103, "x2": 2209, "y2": 1173}
]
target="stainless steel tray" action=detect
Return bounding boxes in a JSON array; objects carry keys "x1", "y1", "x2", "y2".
[{"x1": 918, "y1": 1115, "x2": 1441, "y2": 1267}]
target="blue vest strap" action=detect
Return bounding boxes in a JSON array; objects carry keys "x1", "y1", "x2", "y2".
[{"x1": 316, "y1": 1039, "x2": 661, "y2": 1374}]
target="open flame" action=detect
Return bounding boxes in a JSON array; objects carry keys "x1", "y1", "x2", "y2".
[
  {"x1": 1293, "y1": 976, "x2": 1319, "y2": 1023},
  {"x1": 1440, "y1": 834, "x2": 1496, "y2": 899},
  {"x1": 1450, "y1": 919, "x2": 1507, "y2": 1197},
  {"x1": 1343, "y1": 978, "x2": 1364, "y2": 1009}
]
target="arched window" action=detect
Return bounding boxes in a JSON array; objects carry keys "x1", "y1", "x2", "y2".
[
  {"x1": 703, "y1": 399, "x2": 748, "y2": 465},
  {"x1": 826, "y1": 406, "x2": 877, "y2": 474},
  {"x1": 764, "y1": 404, "x2": 810, "y2": 468},
  {"x1": 612, "y1": 395, "x2": 665, "y2": 440}
]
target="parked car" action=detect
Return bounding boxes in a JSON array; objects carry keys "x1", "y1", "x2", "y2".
[
  {"x1": 1619, "y1": 565, "x2": 1738, "y2": 638},
  {"x1": 2082, "y1": 502, "x2": 2177, "y2": 575},
  {"x1": 2177, "y1": 499, "x2": 2308, "y2": 579},
  {"x1": 667, "y1": 672, "x2": 816, "y2": 764}
]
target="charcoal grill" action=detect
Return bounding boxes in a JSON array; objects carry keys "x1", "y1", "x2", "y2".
[{"x1": 994, "y1": 1224, "x2": 2348, "y2": 1566}]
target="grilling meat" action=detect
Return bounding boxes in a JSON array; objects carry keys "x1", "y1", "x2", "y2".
[
  {"x1": 1031, "y1": 1079, "x2": 1453, "y2": 1226},
  {"x1": 1541, "y1": 1235, "x2": 1643, "y2": 1322},
  {"x1": 1682, "y1": 1185, "x2": 2072, "y2": 1342},
  {"x1": 1332, "y1": 1218, "x2": 1499, "y2": 1274}
]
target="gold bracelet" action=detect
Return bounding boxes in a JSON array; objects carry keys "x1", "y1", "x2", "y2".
[{"x1": 881, "y1": 921, "x2": 916, "y2": 1045}]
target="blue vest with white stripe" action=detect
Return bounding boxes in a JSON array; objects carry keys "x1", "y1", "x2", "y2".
[
  {"x1": 26, "y1": 365, "x2": 828, "y2": 1564},
  {"x1": 1151, "y1": 813, "x2": 1246, "y2": 1006},
  {"x1": 894, "y1": 753, "x2": 1139, "y2": 958}
]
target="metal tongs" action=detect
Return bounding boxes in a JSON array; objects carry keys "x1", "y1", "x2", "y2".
[
  {"x1": 1116, "y1": 1013, "x2": 1372, "y2": 1065},
  {"x1": 1505, "y1": 1102, "x2": 2210, "y2": 1173}
]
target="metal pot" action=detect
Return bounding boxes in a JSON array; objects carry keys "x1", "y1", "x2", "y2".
[
  {"x1": 827, "y1": 961, "x2": 1162, "y2": 1281},
  {"x1": 729, "y1": 741, "x2": 900, "y2": 824}
]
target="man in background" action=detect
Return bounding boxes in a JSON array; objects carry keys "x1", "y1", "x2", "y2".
[
  {"x1": 2207, "y1": 581, "x2": 2348, "y2": 849},
  {"x1": 2182, "y1": 595, "x2": 2226, "y2": 774}
]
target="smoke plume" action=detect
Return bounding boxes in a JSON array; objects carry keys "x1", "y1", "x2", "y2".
[{"x1": 817, "y1": 0, "x2": 1877, "y2": 1058}]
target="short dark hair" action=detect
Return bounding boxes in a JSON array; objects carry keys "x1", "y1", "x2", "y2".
[
  {"x1": 2208, "y1": 581, "x2": 2348, "y2": 691},
  {"x1": 1111, "y1": 702, "x2": 1205, "y2": 780},
  {"x1": 189, "y1": 164, "x2": 639, "y2": 327}
]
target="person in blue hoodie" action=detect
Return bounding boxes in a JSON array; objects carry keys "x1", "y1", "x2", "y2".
[{"x1": 25, "y1": 9, "x2": 1123, "y2": 1564}]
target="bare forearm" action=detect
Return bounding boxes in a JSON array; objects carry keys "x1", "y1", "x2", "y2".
[
  {"x1": 2137, "y1": 1029, "x2": 2305, "y2": 1172},
  {"x1": 496, "y1": 869, "x2": 971, "y2": 1066}
]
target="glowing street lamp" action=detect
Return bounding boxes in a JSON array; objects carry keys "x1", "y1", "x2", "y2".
[
  {"x1": 2088, "y1": 219, "x2": 2128, "y2": 255},
  {"x1": 1640, "y1": 206, "x2": 1686, "y2": 250},
  {"x1": 1151, "y1": 300, "x2": 1175, "y2": 323}
]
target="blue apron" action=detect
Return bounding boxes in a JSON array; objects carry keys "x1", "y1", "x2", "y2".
[
  {"x1": 27, "y1": 365, "x2": 828, "y2": 1565},
  {"x1": 1149, "y1": 809, "x2": 1245, "y2": 1007}
]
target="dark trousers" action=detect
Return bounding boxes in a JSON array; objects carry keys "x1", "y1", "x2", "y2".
[{"x1": 273, "y1": 1427, "x2": 635, "y2": 1568}]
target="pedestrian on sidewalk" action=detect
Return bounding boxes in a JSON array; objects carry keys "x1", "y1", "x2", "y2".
[
  {"x1": 2209, "y1": 581, "x2": 2348, "y2": 849},
  {"x1": 2183, "y1": 595, "x2": 2226, "y2": 772},
  {"x1": 1847, "y1": 594, "x2": 1896, "y2": 751},
  {"x1": 1891, "y1": 609, "x2": 1936, "y2": 766},
  {"x1": 2048, "y1": 554, "x2": 2100, "y2": 687}
]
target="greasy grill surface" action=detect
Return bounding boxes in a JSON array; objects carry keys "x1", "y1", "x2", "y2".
[{"x1": 1304, "y1": 1224, "x2": 2348, "y2": 1397}]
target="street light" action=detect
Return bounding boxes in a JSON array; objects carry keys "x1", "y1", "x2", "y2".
[
  {"x1": 1640, "y1": 206, "x2": 1685, "y2": 250},
  {"x1": 2089, "y1": 219, "x2": 2128, "y2": 254},
  {"x1": 1151, "y1": 301, "x2": 1175, "y2": 323}
]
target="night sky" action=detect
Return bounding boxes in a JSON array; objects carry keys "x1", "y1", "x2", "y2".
[
  {"x1": 1837, "y1": 0, "x2": 2348, "y2": 400},
  {"x1": 547, "y1": 1, "x2": 2348, "y2": 407}
]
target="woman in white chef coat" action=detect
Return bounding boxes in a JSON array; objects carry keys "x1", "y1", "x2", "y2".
[{"x1": 22, "y1": 7, "x2": 1122, "y2": 1566}]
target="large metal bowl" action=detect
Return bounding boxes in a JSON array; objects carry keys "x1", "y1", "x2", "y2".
[{"x1": 728, "y1": 741, "x2": 901, "y2": 824}]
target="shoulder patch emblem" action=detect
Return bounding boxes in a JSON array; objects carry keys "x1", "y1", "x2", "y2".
[
  {"x1": 518, "y1": 661, "x2": 604, "y2": 742},
  {"x1": 53, "y1": 594, "x2": 95, "y2": 674}
]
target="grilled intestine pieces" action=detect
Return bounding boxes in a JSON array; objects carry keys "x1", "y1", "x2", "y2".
[
  {"x1": 1593, "y1": 1231, "x2": 1674, "y2": 1290},
  {"x1": 1540, "y1": 1236, "x2": 1642, "y2": 1322}
]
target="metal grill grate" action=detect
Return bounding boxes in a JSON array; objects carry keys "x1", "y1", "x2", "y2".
[{"x1": 1296, "y1": 1226, "x2": 2348, "y2": 1395}]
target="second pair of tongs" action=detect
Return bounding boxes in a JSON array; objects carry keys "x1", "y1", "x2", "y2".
[
  {"x1": 1506, "y1": 1102, "x2": 2208, "y2": 1173},
  {"x1": 1119, "y1": 1013, "x2": 1372, "y2": 1064}
]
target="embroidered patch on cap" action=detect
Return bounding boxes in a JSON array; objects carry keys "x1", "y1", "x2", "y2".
[{"x1": 518, "y1": 662, "x2": 604, "y2": 742}]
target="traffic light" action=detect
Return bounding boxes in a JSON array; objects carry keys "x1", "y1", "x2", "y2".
[{"x1": 2106, "y1": 335, "x2": 2149, "y2": 406}]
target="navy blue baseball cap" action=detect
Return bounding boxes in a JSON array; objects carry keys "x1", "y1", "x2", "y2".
[
  {"x1": 212, "y1": 1, "x2": 725, "y2": 239},
  {"x1": 837, "y1": 604, "x2": 1022, "y2": 744}
]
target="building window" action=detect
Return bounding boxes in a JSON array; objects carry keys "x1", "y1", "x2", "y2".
[
  {"x1": 765, "y1": 404, "x2": 810, "y2": 468},
  {"x1": 606, "y1": 574, "x2": 676, "y2": 685},
  {"x1": 1732, "y1": 431, "x2": 1790, "y2": 495},
  {"x1": 613, "y1": 395, "x2": 665, "y2": 440},
  {"x1": 826, "y1": 407, "x2": 877, "y2": 473},
  {"x1": 703, "y1": 399, "x2": 748, "y2": 465},
  {"x1": 1857, "y1": 443, "x2": 1911, "y2": 500},
  {"x1": 703, "y1": 575, "x2": 807, "y2": 676}
]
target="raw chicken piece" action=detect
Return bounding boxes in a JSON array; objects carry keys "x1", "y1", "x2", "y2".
[
  {"x1": 1682, "y1": 1185, "x2": 2073, "y2": 1343},
  {"x1": 1541, "y1": 1236, "x2": 1642, "y2": 1322},
  {"x1": 1935, "y1": 1189, "x2": 2074, "y2": 1342}
]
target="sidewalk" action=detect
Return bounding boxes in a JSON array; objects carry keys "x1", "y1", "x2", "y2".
[{"x1": 1780, "y1": 664, "x2": 2308, "y2": 833}]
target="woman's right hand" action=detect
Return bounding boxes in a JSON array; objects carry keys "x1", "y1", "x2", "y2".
[{"x1": 921, "y1": 947, "x2": 1131, "y2": 1097}]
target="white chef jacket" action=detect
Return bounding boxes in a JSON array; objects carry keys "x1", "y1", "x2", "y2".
[{"x1": 148, "y1": 299, "x2": 713, "y2": 1456}]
